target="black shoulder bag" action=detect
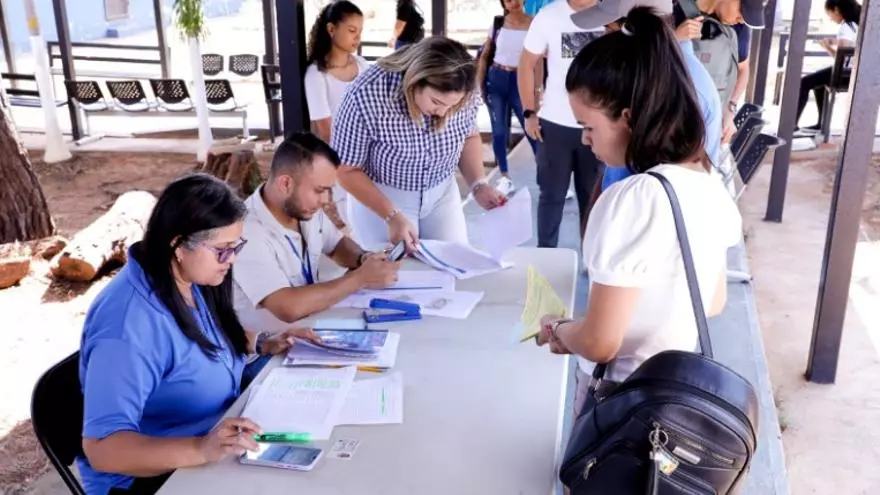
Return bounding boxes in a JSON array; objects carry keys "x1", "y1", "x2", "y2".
[{"x1": 560, "y1": 172, "x2": 760, "y2": 495}]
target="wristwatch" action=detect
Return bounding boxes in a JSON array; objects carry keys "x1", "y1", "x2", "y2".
[
  {"x1": 523, "y1": 109, "x2": 536, "y2": 119},
  {"x1": 356, "y1": 250, "x2": 369, "y2": 268},
  {"x1": 727, "y1": 101, "x2": 737, "y2": 113},
  {"x1": 254, "y1": 331, "x2": 270, "y2": 356}
]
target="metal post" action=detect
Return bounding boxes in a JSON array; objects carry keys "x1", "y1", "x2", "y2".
[
  {"x1": 751, "y1": 0, "x2": 778, "y2": 106},
  {"x1": 275, "y1": 0, "x2": 308, "y2": 133},
  {"x1": 432, "y1": 0, "x2": 446, "y2": 36},
  {"x1": 262, "y1": 0, "x2": 277, "y2": 64},
  {"x1": 0, "y1": 0, "x2": 15, "y2": 75},
  {"x1": 152, "y1": 0, "x2": 169, "y2": 78},
  {"x1": 746, "y1": 28, "x2": 761, "y2": 102},
  {"x1": 764, "y1": 0, "x2": 812, "y2": 222},
  {"x1": 806, "y1": 0, "x2": 880, "y2": 384},
  {"x1": 51, "y1": 0, "x2": 81, "y2": 140}
]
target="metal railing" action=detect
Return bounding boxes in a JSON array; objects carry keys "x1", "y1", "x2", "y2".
[{"x1": 356, "y1": 40, "x2": 482, "y2": 62}]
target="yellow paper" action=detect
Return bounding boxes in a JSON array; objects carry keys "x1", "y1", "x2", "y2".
[{"x1": 519, "y1": 266, "x2": 569, "y2": 342}]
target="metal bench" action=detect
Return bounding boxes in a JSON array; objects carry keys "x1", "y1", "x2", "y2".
[
  {"x1": 47, "y1": 41, "x2": 169, "y2": 81},
  {"x1": 2, "y1": 72, "x2": 66, "y2": 108}
]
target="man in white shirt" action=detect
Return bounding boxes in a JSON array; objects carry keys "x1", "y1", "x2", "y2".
[
  {"x1": 518, "y1": 0, "x2": 605, "y2": 248},
  {"x1": 233, "y1": 133, "x2": 400, "y2": 334}
]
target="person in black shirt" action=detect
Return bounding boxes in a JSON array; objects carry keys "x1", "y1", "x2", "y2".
[{"x1": 390, "y1": 0, "x2": 425, "y2": 49}]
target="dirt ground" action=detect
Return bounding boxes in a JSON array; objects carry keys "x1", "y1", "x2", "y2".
[{"x1": 741, "y1": 150, "x2": 880, "y2": 495}]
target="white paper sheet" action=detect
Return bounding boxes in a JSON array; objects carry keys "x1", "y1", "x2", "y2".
[
  {"x1": 283, "y1": 332, "x2": 401, "y2": 369},
  {"x1": 337, "y1": 373, "x2": 404, "y2": 425},
  {"x1": 333, "y1": 291, "x2": 484, "y2": 319},
  {"x1": 413, "y1": 239, "x2": 512, "y2": 279},
  {"x1": 472, "y1": 187, "x2": 533, "y2": 261},
  {"x1": 333, "y1": 271, "x2": 457, "y2": 309},
  {"x1": 242, "y1": 366, "x2": 356, "y2": 440}
]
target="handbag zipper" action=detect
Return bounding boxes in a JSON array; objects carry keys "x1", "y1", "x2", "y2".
[{"x1": 653, "y1": 421, "x2": 735, "y2": 466}]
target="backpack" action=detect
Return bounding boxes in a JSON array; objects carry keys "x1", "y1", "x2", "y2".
[
  {"x1": 560, "y1": 172, "x2": 759, "y2": 495},
  {"x1": 477, "y1": 16, "x2": 506, "y2": 93},
  {"x1": 690, "y1": 16, "x2": 740, "y2": 106}
]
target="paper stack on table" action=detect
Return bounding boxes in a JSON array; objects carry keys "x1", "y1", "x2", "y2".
[
  {"x1": 244, "y1": 370, "x2": 405, "y2": 433},
  {"x1": 337, "y1": 372, "x2": 404, "y2": 425},
  {"x1": 242, "y1": 366, "x2": 357, "y2": 440},
  {"x1": 471, "y1": 187, "x2": 534, "y2": 261},
  {"x1": 284, "y1": 332, "x2": 401, "y2": 370},
  {"x1": 517, "y1": 265, "x2": 569, "y2": 342},
  {"x1": 413, "y1": 239, "x2": 512, "y2": 280}
]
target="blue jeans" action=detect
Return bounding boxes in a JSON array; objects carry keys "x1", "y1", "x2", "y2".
[{"x1": 485, "y1": 65, "x2": 537, "y2": 174}]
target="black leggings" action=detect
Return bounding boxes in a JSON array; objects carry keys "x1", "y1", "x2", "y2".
[{"x1": 796, "y1": 66, "x2": 833, "y2": 127}]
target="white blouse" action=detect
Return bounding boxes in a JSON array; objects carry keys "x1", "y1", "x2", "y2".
[
  {"x1": 304, "y1": 56, "x2": 369, "y2": 121},
  {"x1": 581, "y1": 165, "x2": 742, "y2": 382},
  {"x1": 837, "y1": 22, "x2": 858, "y2": 43},
  {"x1": 491, "y1": 27, "x2": 528, "y2": 68}
]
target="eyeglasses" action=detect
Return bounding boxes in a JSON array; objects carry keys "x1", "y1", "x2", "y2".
[{"x1": 201, "y1": 238, "x2": 248, "y2": 263}]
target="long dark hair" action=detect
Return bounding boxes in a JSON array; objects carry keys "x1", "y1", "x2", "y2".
[
  {"x1": 825, "y1": 0, "x2": 861, "y2": 28},
  {"x1": 307, "y1": 0, "x2": 363, "y2": 72},
  {"x1": 565, "y1": 6, "x2": 707, "y2": 174},
  {"x1": 133, "y1": 173, "x2": 248, "y2": 357}
]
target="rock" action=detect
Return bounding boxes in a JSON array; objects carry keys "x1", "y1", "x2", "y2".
[{"x1": 0, "y1": 256, "x2": 30, "y2": 289}]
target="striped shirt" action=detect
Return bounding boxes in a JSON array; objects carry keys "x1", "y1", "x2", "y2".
[{"x1": 331, "y1": 64, "x2": 479, "y2": 192}]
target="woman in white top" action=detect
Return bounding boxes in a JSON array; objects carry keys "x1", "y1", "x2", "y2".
[
  {"x1": 304, "y1": 0, "x2": 368, "y2": 231},
  {"x1": 476, "y1": 0, "x2": 538, "y2": 182},
  {"x1": 795, "y1": 0, "x2": 861, "y2": 133},
  {"x1": 535, "y1": 7, "x2": 742, "y2": 418}
]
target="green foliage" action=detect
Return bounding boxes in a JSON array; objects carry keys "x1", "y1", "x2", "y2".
[{"x1": 173, "y1": 0, "x2": 207, "y2": 40}]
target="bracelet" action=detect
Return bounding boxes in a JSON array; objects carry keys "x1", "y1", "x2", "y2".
[
  {"x1": 470, "y1": 178, "x2": 490, "y2": 195},
  {"x1": 550, "y1": 318, "x2": 573, "y2": 340},
  {"x1": 383, "y1": 208, "x2": 400, "y2": 224}
]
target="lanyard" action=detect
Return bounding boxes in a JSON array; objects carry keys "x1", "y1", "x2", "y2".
[{"x1": 285, "y1": 228, "x2": 315, "y2": 285}]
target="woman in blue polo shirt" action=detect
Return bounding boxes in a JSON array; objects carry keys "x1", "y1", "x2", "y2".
[{"x1": 78, "y1": 174, "x2": 319, "y2": 495}]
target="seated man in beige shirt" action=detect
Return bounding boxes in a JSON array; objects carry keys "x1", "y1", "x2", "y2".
[{"x1": 233, "y1": 132, "x2": 400, "y2": 335}]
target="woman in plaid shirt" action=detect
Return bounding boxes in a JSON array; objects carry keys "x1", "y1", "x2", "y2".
[{"x1": 331, "y1": 37, "x2": 506, "y2": 251}]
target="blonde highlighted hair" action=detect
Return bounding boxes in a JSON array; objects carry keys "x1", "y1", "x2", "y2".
[{"x1": 377, "y1": 37, "x2": 477, "y2": 130}]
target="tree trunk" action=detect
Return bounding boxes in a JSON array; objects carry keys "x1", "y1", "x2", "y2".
[
  {"x1": 197, "y1": 145, "x2": 263, "y2": 198},
  {"x1": 50, "y1": 191, "x2": 157, "y2": 282},
  {"x1": 0, "y1": 88, "x2": 54, "y2": 244}
]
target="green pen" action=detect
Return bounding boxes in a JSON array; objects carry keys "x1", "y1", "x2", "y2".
[{"x1": 252, "y1": 432, "x2": 312, "y2": 443}]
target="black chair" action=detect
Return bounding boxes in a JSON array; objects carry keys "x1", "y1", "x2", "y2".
[
  {"x1": 31, "y1": 352, "x2": 86, "y2": 495},
  {"x1": 730, "y1": 115, "x2": 766, "y2": 165},
  {"x1": 205, "y1": 79, "x2": 250, "y2": 138},
  {"x1": 148, "y1": 78, "x2": 195, "y2": 112},
  {"x1": 64, "y1": 80, "x2": 113, "y2": 137},
  {"x1": 735, "y1": 133, "x2": 785, "y2": 201},
  {"x1": 261, "y1": 64, "x2": 282, "y2": 143},
  {"x1": 821, "y1": 46, "x2": 855, "y2": 143},
  {"x1": 229, "y1": 54, "x2": 259, "y2": 77},
  {"x1": 733, "y1": 102, "x2": 763, "y2": 130},
  {"x1": 105, "y1": 80, "x2": 156, "y2": 112},
  {"x1": 201, "y1": 53, "x2": 224, "y2": 76}
]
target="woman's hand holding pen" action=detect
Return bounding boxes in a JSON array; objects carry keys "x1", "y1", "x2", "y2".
[{"x1": 198, "y1": 417, "x2": 262, "y2": 463}]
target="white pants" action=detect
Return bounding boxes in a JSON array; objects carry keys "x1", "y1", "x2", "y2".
[{"x1": 348, "y1": 177, "x2": 469, "y2": 249}]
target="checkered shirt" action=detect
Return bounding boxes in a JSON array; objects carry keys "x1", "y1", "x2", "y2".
[{"x1": 331, "y1": 64, "x2": 479, "y2": 192}]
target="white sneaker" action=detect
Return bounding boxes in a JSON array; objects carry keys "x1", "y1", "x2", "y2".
[
  {"x1": 496, "y1": 176, "x2": 515, "y2": 196},
  {"x1": 566, "y1": 188, "x2": 575, "y2": 200}
]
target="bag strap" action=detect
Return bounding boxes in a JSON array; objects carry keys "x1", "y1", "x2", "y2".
[
  {"x1": 590, "y1": 171, "x2": 715, "y2": 384},
  {"x1": 647, "y1": 171, "x2": 713, "y2": 359}
]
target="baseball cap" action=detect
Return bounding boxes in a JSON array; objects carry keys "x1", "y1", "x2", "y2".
[
  {"x1": 571, "y1": 0, "x2": 673, "y2": 30},
  {"x1": 740, "y1": 0, "x2": 765, "y2": 29}
]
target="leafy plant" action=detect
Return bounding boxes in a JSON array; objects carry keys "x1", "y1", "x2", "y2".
[{"x1": 173, "y1": 0, "x2": 207, "y2": 40}]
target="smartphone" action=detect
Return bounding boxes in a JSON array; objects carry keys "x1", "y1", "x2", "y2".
[
  {"x1": 386, "y1": 240, "x2": 406, "y2": 262},
  {"x1": 678, "y1": 0, "x2": 702, "y2": 19},
  {"x1": 239, "y1": 443, "x2": 323, "y2": 471}
]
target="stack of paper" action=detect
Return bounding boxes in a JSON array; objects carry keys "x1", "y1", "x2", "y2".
[
  {"x1": 246, "y1": 371, "x2": 405, "y2": 429},
  {"x1": 517, "y1": 265, "x2": 569, "y2": 342},
  {"x1": 242, "y1": 366, "x2": 357, "y2": 440},
  {"x1": 413, "y1": 239, "x2": 512, "y2": 280},
  {"x1": 284, "y1": 332, "x2": 401, "y2": 370}
]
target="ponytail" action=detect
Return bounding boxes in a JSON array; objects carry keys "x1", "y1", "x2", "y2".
[
  {"x1": 565, "y1": 6, "x2": 707, "y2": 173},
  {"x1": 307, "y1": 0, "x2": 363, "y2": 72}
]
